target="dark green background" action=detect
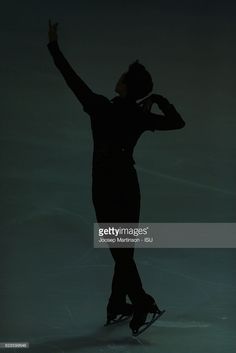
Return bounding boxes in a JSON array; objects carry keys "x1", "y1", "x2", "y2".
[{"x1": 0, "y1": 1, "x2": 235, "y2": 352}]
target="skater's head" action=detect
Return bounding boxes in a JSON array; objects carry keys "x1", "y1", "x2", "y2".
[{"x1": 115, "y1": 60, "x2": 153, "y2": 101}]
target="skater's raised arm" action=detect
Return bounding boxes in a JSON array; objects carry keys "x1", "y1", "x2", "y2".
[
  {"x1": 47, "y1": 20, "x2": 95, "y2": 107},
  {"x1": 139, "y1": 94, "x2": 185, "y2": 131}
]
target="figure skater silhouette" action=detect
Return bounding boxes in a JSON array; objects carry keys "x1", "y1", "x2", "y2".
[{"x1": 47, "y1": 20, "x2": 185, "y2": 334}]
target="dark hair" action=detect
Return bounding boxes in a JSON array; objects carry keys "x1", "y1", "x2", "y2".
[{"x1": 123, "y1": 60, "x2": 153, "y2": 100}]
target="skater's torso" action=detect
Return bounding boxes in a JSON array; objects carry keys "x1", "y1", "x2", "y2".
[
  {"x1": 86, "y1": 95, "x2": 144, "y2": 222},
  {"x1": 86, "y1": 95, "x2": 147, "y2": 177}
]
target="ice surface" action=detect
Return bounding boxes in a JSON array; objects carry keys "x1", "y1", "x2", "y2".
[{"x1": 1, "y1": 217, "x2": 236, "y2": 352}]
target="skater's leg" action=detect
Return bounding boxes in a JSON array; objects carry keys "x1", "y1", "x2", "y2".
[
  {"x1": 106, "y1": 169, "x2": 144, "y2": 307},
  {"x1": 109, "y1": 246, "x2": 161, "y2": 333},
  {"x1": 93, "y1": 168, "x2": 157, "y2": 317},
  {"x1": 107, "y1": 247, "x2": 129, "y2": 307},
  {"x1": 108, "y1": 247, "x2": 147, "y2": 308}
]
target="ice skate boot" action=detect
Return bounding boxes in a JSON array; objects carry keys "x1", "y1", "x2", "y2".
[
  {"x1": 129, "y1": 294, "x2": 165, "y2": 336},
  {"x1": 105, "y1": 302, "x2": 134, "y2": 326}
]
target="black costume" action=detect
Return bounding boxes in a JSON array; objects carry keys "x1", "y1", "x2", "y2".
[{"x1": 47, "y1": 40, "x2": 185, "y2": 313}]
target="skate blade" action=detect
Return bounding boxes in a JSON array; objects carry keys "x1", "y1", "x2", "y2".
[
  {"x1": 104, "y1": 313, "x2": 132, "y2": 326},
  {"x1": 132, "y1": 309, "x2": 166, "y2": 337}
]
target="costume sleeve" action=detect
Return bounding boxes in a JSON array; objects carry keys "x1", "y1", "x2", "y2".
[
  {"x1": 47, "y1": 40, "x2": 103, "y2": 112},
  {"x1": 143, "y1": 104, "x2": 185, "y2": 131}
]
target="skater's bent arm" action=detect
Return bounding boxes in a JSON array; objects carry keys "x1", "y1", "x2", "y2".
[
  {"x1": 47, "y1": 40, "x2": 95, "y2": 106},
  {"x1": 144, "y1": 94, "x2": 185, "y2": 131},
  {"x1": 148, "y1": 107, "x2": 185, "y2": 131}
]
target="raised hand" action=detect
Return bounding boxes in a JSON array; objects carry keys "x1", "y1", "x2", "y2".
[
  {"x1": 152, "y1": 94, "x2": 170, "y2": 109},
  {"x1": 137, "y1": 95, "x2": 154, "y2": 113},
  {"x1": 48, "y1": 19, "x2": 59, "y2": 43},
  {"x1": 138, "y1": 94, "x2": 170, "y2": 113}
]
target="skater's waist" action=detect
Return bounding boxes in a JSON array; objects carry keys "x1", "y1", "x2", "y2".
[
  {"x1": 93, "y1": 148, "x2": 135, "y2": 166},
  {"x1": 92, "y1": 158, "x2": 137, "y2": 176}
]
